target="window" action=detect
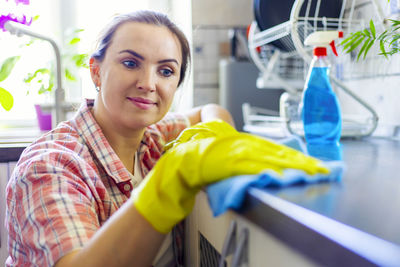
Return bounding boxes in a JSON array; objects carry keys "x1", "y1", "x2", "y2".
[
  {"x1": 0, "y1": 0, "x2": 56, "y2": 126},
  {"x1": 0, "y1": 0, "x2": 192, "y2": 128}
]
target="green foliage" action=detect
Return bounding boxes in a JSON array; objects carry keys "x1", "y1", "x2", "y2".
[
  {"x1": 341, "y1": 18, "x2": 400, "y2": 60},
  {"x1": 23, "y1": 28, "x2": 89, "y2": 95},
  {"x1": 0, "y1": 56, "x2": 20, "y2": 82},
  {"x1": 0, "y1": 87, "x2": 14, "y2": 111},
  {"x1": 0, "y1": 56, "x2": 20, "y2": 110}
]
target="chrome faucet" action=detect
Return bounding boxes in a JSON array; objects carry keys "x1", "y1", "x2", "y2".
[{"x1": 4, "y1": 20, "x2": 65, "y2": 127}]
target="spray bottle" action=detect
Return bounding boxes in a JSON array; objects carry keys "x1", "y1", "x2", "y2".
[{"x1": 300, "y1": 31, "x2": 343, "y2": 161}]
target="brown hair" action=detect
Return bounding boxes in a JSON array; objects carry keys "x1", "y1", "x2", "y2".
[{"x1": 91, "y1": 10, "x2": 191, "y2": 87}]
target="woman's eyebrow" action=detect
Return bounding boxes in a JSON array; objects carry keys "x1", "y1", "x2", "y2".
[
  {"x1": 119, "y1": 49, "x2": 179, "y2": 65},
  {"x1": 119, "y1": 49, "x2": 144, "y2": 60},
  {"x1": 158, "y1": 59, "x2": 179, "y2": 65}
]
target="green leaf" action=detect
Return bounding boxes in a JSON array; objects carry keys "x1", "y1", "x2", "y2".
[
  {"x1": 378, "y1": 30, "x2": 388, "y2": 41},
  {"x1": 389, "y1": 19, "x2": 400, "y2": 26},
  {"x1": 69, "y1": 37, "x2": 80, "y2": 45},
  {"x1": 363, "y1": 39, "x2": 375, "y2": 58},
  {"x1": 392, "y1": 25, "x2": 400, "y2": 32},
  {"x1": 23, "y1": 68, "x2": 50, "y2": 84},
  {"x1": 342, "y1": 34, "x2": 363, "y2": 51},
  {"x1": 379, "y1": 39, "x2": 388, "y2": 59},
  {"x1": 370, "y1": 20, "x2": 376, "y2": 39},
  {"x1": 65, "y1": 68, "x2": 76, "y2": 81},
  {"x1": 358, "y1": 37, "x2": 371, "y2": 60},
  {"x1": 72, "y1": 54, "x2": 89, "y2": 68},
  {"x1": 0, "y1": 87, "x2": 14, "y2": 111},
  {"x1": 389, "y1": 35, "x2": 400, "y2": 46},
  {"x1": 341, "y1": 34, "x2": 356, "y2": 46},
  {"x1": 346, "y1": 35, "x2": 366, "y2": 53},
  {"x1": 0, "y1": 56, "x2": 20, "y2": 82},
  {"x1": 38, "y1": 81, "x2": 54, "y2": 94}
]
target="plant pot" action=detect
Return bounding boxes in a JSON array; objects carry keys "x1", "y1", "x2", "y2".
[{"x1": 34, "y1": 104, "x2": 52, "y2": 131}]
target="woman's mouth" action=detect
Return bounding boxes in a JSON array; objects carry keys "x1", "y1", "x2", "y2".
[{"x1": 127, "y1": 97, "x2": 156, "y2": 110}]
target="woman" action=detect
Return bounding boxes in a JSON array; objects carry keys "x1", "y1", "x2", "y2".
[{"x1": 6, "y1": 10, "x2": 234, "y2": 267}]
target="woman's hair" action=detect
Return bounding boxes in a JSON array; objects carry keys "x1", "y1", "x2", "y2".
[{"x1": 91, "y1": 10, "x2": 191, "y2": 87}]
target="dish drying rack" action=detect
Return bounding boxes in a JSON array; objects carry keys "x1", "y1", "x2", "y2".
[{"x1": 245, "y1": 0, "x2": 387, "y2": 138}]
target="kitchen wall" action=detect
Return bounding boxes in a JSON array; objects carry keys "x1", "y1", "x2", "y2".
[
  {"x1": 191, "y1": 0, "x2": 400, "y2": 137},
  {"x1": 191, "y1": 0, "x2": 253, "y2": 106}
]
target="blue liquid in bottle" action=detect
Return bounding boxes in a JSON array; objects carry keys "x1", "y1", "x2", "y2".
[{"x1": 301, "y1": 58, "x2": 342, "y2": 161}]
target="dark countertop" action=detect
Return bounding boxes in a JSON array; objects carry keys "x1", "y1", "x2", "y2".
[
  {"x1": 239, "y1": 137, "x2": 400, "y2": 267},
  {"x1": 0, "y1": 143, "x2": 28, "y2": 162}
]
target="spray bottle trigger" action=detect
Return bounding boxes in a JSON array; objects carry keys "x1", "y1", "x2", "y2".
[{"x1": 330, "y1": 41, "x2": 338, "y2": 56}]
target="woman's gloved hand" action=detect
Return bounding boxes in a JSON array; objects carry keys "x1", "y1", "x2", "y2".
[
  {"x1": 132, "y1": 120, "x2": 329, "y2": 234},
  {"x1": 164, "y1": 119, "x2": 239, "y2": 150}
]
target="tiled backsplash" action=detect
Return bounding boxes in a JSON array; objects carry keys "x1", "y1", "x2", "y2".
[
  {"x1": 192, "y1": 26, "x2": 249, "y2": 106},
  {"x1": 192, "y1": 27, "x2": 231, "y2": 106}
]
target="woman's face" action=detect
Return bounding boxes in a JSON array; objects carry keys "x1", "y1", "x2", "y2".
[{"x1": 91, "y1": 22, "x2": 182, "y2": 131}]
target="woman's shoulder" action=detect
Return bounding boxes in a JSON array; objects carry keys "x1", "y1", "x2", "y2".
[{"x1": 17, "y1": 121, "x2": 88, "y2": 169}]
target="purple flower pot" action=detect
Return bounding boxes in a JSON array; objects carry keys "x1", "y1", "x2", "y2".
[{"x1": 34, "y1": 104, "x2": 52, "y2": 131}]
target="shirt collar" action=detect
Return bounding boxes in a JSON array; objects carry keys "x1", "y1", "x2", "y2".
[{"x1": 71, "y1": 99, "x2": 133, "y2": 183}]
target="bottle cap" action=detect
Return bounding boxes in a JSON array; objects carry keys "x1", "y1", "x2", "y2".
[{"x1": 313, "y1": 47, "x2": 327, "y2": 56}]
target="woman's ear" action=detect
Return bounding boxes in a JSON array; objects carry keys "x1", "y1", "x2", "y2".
[{"x1": 89, "y1": 57, "x2": 101, "y2": 87}]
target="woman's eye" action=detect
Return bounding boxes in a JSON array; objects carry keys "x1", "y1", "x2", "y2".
[
  {"x1": 122, "y1": 60, "x2": 138, "y2": 69},
  {"x1": 160, "y1": 68, "x2": 174, "y2": 77}
]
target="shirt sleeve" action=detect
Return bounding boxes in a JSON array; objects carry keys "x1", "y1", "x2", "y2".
[
  {"x1": 151, "y1": 112, "x2": 191, "y2": 144},
  {"x1": 6, "y1": 150, "x2": 100, "y2": 267}
]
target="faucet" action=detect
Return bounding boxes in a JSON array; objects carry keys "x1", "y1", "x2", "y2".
[{"x1": 4, "y1": 20, "x2": 65, "y2": 126}]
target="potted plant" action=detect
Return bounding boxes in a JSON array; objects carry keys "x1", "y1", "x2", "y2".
[
  {"x1": 0, "y1": 23, "x2": 88, "y2": 131},
  {"x1": 21, "y1": 28, "x2": 88, "y2": 130}
]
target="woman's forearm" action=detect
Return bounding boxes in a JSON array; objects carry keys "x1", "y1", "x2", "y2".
[
  {"x1": 55, "y1": 201, "x2": 165, "y2": 267},
  {"x1": 186, "y1": 103, "x2": 235, "y2": 127},
  {"x1": 200, "y1": 103, "x2": 235, "y2": 127}
]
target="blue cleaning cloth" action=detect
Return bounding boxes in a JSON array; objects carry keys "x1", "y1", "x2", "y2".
[{"x1": 206, "y1": 135, "x2": 345, "y2": 217}]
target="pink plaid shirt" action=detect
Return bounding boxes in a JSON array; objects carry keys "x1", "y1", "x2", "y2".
[{"x1": 5, "y1": 99, "x2": 190, "y2": 267}]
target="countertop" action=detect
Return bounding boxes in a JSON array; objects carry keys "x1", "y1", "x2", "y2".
[
  {"x1": 0, "y1": 143, "x2": 28, "y2": 162},
  {"x1": 0, "y1": 128, "x2": 40, "y2": 162},
  {"x1": 238, "y1": 137, "x2": 400, "y2": 267}
]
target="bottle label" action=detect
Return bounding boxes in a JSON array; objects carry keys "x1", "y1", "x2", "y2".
[{"x1": 302, "y1": 67, "x2": 342, "y2": 143}]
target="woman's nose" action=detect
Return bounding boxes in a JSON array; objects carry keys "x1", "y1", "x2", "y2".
[{"x1": 136, "y1": 68, "x2": 156, "y2": 92}]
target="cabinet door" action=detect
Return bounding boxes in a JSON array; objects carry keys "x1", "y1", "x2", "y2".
[
  {"x1": 0, "y1": 162, "x2": 16, "y2": 266},
  {"x1": 186, "y1": 191, "x2": 319, "y2": 267}
]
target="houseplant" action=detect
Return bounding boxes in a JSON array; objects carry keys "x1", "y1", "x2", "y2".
[
  {"x1": 22, "y1": 27, "x2": 88, "y2": 130},
  {"x1": 1, "y1": 0, "x2": 88, "y2": 130},
  {"x1": 0, "y1": 23, "x2": 88, "y2": 130},
  {"x1": 341, "y1": 0, "x2": 400, "y2": 59}
]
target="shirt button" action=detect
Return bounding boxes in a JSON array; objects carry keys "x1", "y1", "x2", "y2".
[{"x1": 123, "y1": 184, "x2": 131, "y2": 191}]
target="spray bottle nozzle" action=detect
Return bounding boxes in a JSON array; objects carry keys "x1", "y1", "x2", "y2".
[
  {"x1": 305, "y1": 31, "x2": 343, "y2": 57},
  {"x1": 330, "y1": 41, "x2": 338, "y2": 56}
]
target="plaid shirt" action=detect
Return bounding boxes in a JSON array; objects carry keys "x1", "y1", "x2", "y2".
[{"x1": 5, "y1": 99, "x2": 190, "y2": 267}]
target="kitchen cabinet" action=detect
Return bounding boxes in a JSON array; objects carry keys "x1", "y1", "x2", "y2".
[
  {"x1": 0, "y1": 161, "x2": 17, "y2": 266},
  {"x1": 185, "y1": 191, "x2": 318, "y2": 267}
]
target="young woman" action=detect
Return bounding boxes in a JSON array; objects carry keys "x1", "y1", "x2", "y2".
[{"x1": 6, "y1": 10, "x2": 234, "y2": 267}]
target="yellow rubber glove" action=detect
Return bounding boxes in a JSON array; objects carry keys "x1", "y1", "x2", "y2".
[
  {"x1": 164, "y1": 119, "x2": 239, "y2": 150},
  {"x1": 132, "y1": 120, "x2": 329, "y2": 234}
]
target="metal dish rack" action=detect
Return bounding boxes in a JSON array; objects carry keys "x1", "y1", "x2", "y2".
[{"x1": 245, "y1": 0, "x2": 387, "y2": 138}]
